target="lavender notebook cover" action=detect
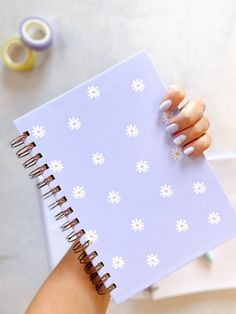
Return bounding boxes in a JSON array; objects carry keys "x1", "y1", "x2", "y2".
[{"x1": 13, "y1": 51, "x2": 236, "y2": 303}]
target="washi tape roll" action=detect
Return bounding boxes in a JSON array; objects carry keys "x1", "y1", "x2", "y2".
[
  {"x1": 19, "y1": 17, "x2": 53, "y2": 51},
  {"x1": 1, "y1": 36, "x2": 36, "y2": 71}
]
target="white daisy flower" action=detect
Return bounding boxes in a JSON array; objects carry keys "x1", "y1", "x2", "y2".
[
  {"x1": 131, "y1": 218, "x2": 144, "y2": 232},
  {"x1": 146, "y1": 254, "x2": 160, "y2": 267},
  {"x1": 87, "y1": 85, "x2": 101, "y2": 98},
  {"x1": 170, "y1": 146, "x2": 184, "y2": 160},
  {"x1": 208, "y1": 211, "x2": 221, "y2": 225},
  {"x1": 32, "y1": 125, "x2": 46, "y2": 138},
  {"x1": 126, "y1": 124, "x2": 139, "y2": 137},
  {"x1": 193, "y1": 181, "x2": 206, "y2": 194},
  {"x1": 111, "y1": 256, "x2": 125, "y2": 269},
  {"x1": 131, "y1": 79, "x2": 145, "y2": 92},
  {"x1": 160, "y1": 184, "x2": 174, "y2": 198},
  {"x1": 72, "y1": 186, "x2": 86, "y2": 199},
  {"x1": 161, "y1": 111, "x2": 173, "y2": 124},
  {"x1": 91, "y1": 152, "x2": 105, "y2": 166},
  {"x1": 85, "y1": 230, "x2": 99, "y2": 243},
  {"x1": 136, "y1": 160, "x2": 149, "y2": 173},
  {"x1": 49, "y1": 160, "x2": 64, "y2": 172},
  {"x1": 176, "y1": 219, "x2": 189, "y2": 232},
  {"x1": 68, "y1": 117, "x2": 82, "y2": 130},
  {"x1": 108, "y1": 191, "x2": 121, "y2": 204}
]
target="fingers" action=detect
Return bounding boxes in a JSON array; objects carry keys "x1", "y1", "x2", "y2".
[
  {"x1": 160, "y1": 85, "x2": 211, "y2": 156},
  {"x1": 166, "y1": 98, "x2": 206, "y2": 134},
  {"x1": 160, "y1": 85, "x2": 185, "y2": 112},
  {"x1": 173, "y1": 116, "x2": 210, "y2": 146},
  {"x1": 182, "y1": 133, "x2": 212, "y2": 156}
]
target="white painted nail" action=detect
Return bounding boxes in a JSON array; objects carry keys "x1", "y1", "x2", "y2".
[
  {"x1": 173, "y1": 134, "x2": 187, "y2": 146},
  {"x1": 183, "y1": 146, "x2": 195, "y2": 155},
  {"x1": 165, "y1": 123, "x2": 179, "y2": 134},
  {"x1": 160, "y1": 99, "x2": 172, "y2": 112}
]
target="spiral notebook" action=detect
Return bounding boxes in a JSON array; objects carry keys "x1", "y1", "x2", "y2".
[
  {"x1": 11, "y1": 51, "x2": 236, "y2": 303},
  {"x1": 38, "y1": 157, "x2": 236, "y2": 301}
]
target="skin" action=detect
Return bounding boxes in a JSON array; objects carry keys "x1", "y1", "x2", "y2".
[
  {"x1": 26, "y1": 248, "x2": 110, "y2": 314},
  {"x1": 26, "y1": 86, "x2": 211, "y2": 313},
  {"x1": 161, "y1": 85, "x2": 211, "y2": 155}
]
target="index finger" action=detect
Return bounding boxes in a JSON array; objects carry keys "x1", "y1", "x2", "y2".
[{"x1": 160, "y1": 85, "x2": 185, "y2": 112}]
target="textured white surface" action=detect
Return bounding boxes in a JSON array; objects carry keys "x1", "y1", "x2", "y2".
[{"x1": 1, "y1": 0, "x2": 236, "y2": 313}]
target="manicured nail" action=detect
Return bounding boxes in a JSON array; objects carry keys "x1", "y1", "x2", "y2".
[
  {"x1": 160, "y1": 99, "x2": 172, "y2": 112},
  {"x1": 173, "y1": 134, "x2": 187, "y2": 146},
  {"x1": 165, "y1": 123, "x2": 179, "y2": 134},
  {"x1": 183, "y1": 146, "x2": 195, "y2": 155}
]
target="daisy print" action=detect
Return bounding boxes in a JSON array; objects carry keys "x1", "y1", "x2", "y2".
[
  {"x1": 87, "y1": 85, "x2": 101, "y2": 98},
  {"x1": 161, "y1": 111, "x2": 174, "y2": 124},
  {"x1": 49, "y1": 160, "x2": 64, "y2": 172},
  {"x1": 111, "y1": 256, "x2": 125, "y2": 269},
  {"x1": 193, "y1": 181, "x2": 206, "y2": 194},
  {"x1": 72, "y1": 186, "x2": 86, "y2": 199},
  {"x1": 108, "y1": 191, "x2": 121, "y2": 204},
  {"x1": 208, "y1": 211, "x2": 221, "y2": 225},
  {"x1": 136, "y1": 160, "x2": 149, "y2": 173},
  {"x1": 170, "y1": 146, "x2": 184, "y2": 160},
  {"x1": 85, "y1": 230, "x2": 99, "y2": 243},
  {"x1": 176, "y1": 219, "x2": 189, "y2": 232},
  {"x1": 146, "y1": 254, "x2": 160, "y2": 267},
  {"x1": 126, "y1": 124, "x2": 139, "y2": 137},
  {"x1": 91, "y1": 152, "x2": 105, "y2": 166},
  {"x1": 32, "y1": 125, "x2": 46, "y2": 138},
  {"x1": 160, "y1": 184, "x2": 174, "y2": 198},
  {"x1": 131, "y1": 218, "x2": 144, "y2": 232},
  {"x1": 68, "y1": 117, "x2": 82, "y2": 130},
  {"x1": 132, "y1": 79, "x2": 145, "y2": 92}
]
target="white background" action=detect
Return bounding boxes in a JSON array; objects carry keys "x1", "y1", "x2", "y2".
[{"x1": 1, "y1": 0, "x2": 236, "y2": 313}]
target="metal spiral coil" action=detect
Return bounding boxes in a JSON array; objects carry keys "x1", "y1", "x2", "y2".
[
  {"x1": 61, "y1": 218, "x2": 79, "y2": 231},
  {"x1": 42, "y1": 186, "x2": 61, "y2": 199},
  {"x1": 11, "y1": 132, "x2": 117, "y2": 295},
  {"x1": 85, "y1": 261, "x2": 104, "y2": 275},
  {"x1": 78, "y1": 250, "x2": 98, "y2": 264},
  {"x1": 16, "y1": 142, "x2": 36, "y2": 158},
  {"x1": 23, "y1": 153, "x2": 42, "y2": 168},
  {"x1": 37, "y1": 175, "x2": 55, "y2": 188},
  {"x1": 29, "y1": 164, "x2": 49, "y2": 178},
  {"x1": 73, "y1": 240, "x2": 90, "y2": 253},
  {"x1": 11, "y1": 131, "x2": 29, "y2": 147},
  {"x1": 48, "y1": 196, "x2": 67, "y2": 209},
  {"x1": 66, "y1": 229, "x2": 85, "y2": 242},
  {"x1": 54, "y1": 207, "x2": 73, "y2": 220}
]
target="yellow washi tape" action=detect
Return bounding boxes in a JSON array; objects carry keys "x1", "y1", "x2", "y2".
[{"x1": 1, "y1": 36, "x2": 36, "y2": 71}]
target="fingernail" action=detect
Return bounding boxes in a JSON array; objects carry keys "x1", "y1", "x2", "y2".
[
  {"x1": 173, "y1": 134, "x2": 187, "y2": 146},
  {"x1": 165, "y1": 123, "x2": 179, "y2": 134},
  {"x1": 183, "y1": 146, "x2": 195, "y2": 155},
  {"x1": 160, "y1": 99, "x2": 172, "y2": 112}
]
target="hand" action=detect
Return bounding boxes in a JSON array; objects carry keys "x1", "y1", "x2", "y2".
[{"x1": 160, "y1": 85, "x2": 211, "y2": 156}]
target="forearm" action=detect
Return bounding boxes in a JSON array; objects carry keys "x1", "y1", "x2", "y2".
[{"x1": 26, "y1": 247, "x2": 110, "y2": 314}]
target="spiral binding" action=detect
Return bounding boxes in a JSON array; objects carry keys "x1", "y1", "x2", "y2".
[{"x1": 11, "y1": 132, "x2": 117, "y2": 295}]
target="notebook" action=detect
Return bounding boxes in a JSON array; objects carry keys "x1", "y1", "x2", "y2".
[
  {"x1": 38, "y1": 157, "x2": 236, "y2": 301},
  {"x1": 11, "y1": 51, "x2": 236, "y2": 303}
]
